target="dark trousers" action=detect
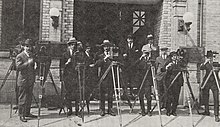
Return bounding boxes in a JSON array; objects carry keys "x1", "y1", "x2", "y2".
[
  {"x1": 139, "y1": 82, "x2": 152, "y2": 112},
  {"x1": 202, "y1": 81, "x2": 219, "y2": 116},
  {"x1": 100, "y1": 86, "x2": 113, "y2": 112},
  {"x1": 64, "y1": 75, "x2": 79, "y2": 113},
  {"x1": 18, "y1": 84, "x2": 34, "y2": 116},
  {"x1": 166, "y1": 82, "x2": 182, "y2": 113}
]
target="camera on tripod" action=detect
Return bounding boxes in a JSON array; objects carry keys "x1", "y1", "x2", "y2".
[{"x1": 108, "y1": 46, "x2": 119, "y2": 60}]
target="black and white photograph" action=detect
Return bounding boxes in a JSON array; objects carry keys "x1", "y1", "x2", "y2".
[{"x1": 0, "y1": 0, "x2": 220, "y2": 127}]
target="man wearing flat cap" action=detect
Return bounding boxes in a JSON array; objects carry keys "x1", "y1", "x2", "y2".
[
  {"x1": 92, "y1": 40, "x2": 116, "y2": 116},
  {"x1": 200, "y1": 50, "x2": 220, "y2": 122},
  {"x1": 155, "y1": 47, "x2": 169, "y2": 108},
  {"x1": 60, "y1": 37, "x2": 79, "y2": 116},
  {"x1": 16, "y1": 39, "x2": 37, "y2": 122}
]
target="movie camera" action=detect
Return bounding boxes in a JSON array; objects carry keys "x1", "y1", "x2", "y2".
[{"x1": 108, "y1": 46, "x2": 120, "y2": 60}]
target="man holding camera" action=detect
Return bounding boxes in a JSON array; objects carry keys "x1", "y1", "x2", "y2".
[
  {"x1": 133, "y1": 45, "x2": 154, "y2": 116},
  {"x1": 60, "y1": 37, "x2": 79, "y2": 116},
  {"x1": 93, "y1": 40, "x2": 116, "y2": 116},
  {"x1": 16, "y1": 39, "x2": 37, "y2": 122},
  {"x1": 200, "y1": 50, "x2": 220, "y2": 122}
]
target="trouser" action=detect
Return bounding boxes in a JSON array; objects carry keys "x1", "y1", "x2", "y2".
[
  {"x1": 202, "y1": 82, "x2": 219, "y2": 116},
  {"x1": 166, "y1": 83, "x2": 182, "y2": 113},
  {"x1": 139, "y1": 84, "x2": 152, "y2": 112},
  {"x1": 18, "y1": 84, "x2": 34, "y2": 116},
  {"x1": 157, "y1": 79, "x2": 167, "y2": 105},
  {"x1": 100, "y1": 86, "x2": 113, "y2": 112}
]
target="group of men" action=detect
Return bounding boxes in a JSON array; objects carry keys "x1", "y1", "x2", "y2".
[{"x1": 15, "y1": 34, "x2": 220, "y2": 122}]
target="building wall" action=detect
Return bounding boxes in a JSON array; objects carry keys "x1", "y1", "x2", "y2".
[
  {"x1": 0, "y1": 0, "x2": 2, "y2": 45},
  {"x1": 41, "y1": 0, "x2": 74, "y2": 42},
  {"x1": 204, "y1": 0, "x2": 220, "y2": 62}
]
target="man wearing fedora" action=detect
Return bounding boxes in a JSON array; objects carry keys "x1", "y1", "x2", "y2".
[
  {"x1": 200, "y1": 50, "x2": 220, "y2": 122},
  {"x1": 93, "y1": 40, "x2": 116, "y2": 116},
  {"x1": 60, "y1": 37, "x2": 79, "y2": 116},
  {"x1": 16, "y1": 39, "x2": 37, "y2": 122}
]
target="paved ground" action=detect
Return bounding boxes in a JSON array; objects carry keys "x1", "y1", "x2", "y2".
[{"x1": 0, "y1": 102, "x2": 220, "y2": 127}]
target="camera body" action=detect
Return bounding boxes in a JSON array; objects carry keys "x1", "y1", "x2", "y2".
[{"x1": 109, "y1": 46, "x2": 119, "y2": 60}]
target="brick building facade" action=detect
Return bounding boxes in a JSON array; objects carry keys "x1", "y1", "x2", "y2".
[{"x1": 0, "y1": 0, "x2": 220, "y2": 103}]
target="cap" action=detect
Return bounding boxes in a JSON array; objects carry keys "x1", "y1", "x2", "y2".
[
  {"x1": 147, "y1": 34, "x2": 153, "y2": 39},
  {"x1": 101, "y1": 40, "x2": 113, "y2": 47},
  {"x1": 21, "y1": 39, "x2": 32, "y2": 46},
  {"x1": 67, "y1": 37, "x2": 77, "y2": 44}
]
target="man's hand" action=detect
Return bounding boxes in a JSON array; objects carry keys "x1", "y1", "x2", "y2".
[
  {"x1": 123, "y1": 54, "x2": 127, "y2": 57},
  {"x1": 89, "y1": 64, "x2": 95, "y2": 67},
  {"x1": 104, "y1": 54, "x2": 110, "y2": 61},
  {"x1": 65, "y1": 58, "x2": 71, "y2": 65}
]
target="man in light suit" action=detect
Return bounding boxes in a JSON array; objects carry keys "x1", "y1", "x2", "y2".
[{"x1": 16, "y1": 39, "x2": 37, "y2": 122}]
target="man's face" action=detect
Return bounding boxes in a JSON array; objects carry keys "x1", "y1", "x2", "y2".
[
  {"x1": 23, "y1": 45, "x2": 32, "y2": 53},
  {"x1": 161, "y1": 50, "x2": 168, "y2": 56},
  {"x1": 127, "y1": 38, "x2": 133, "y2": 43},
  {"x1": 104, "y1": 46, "x2": 110, "y2": 52},
  {"x1": 68, "y1": 43, "x2": 75, "y2": 50},
  {"x1": 148, "y1": 39, "x2": 153, "y2": 44},
  {"x1": 171, "y1": 55, "x2": 177, "y2": 61}
]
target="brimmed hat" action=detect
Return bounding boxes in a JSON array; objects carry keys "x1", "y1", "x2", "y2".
[
  {"x1": 147, "y1": 34, "x2": 153, "y2": 39},
  {"x1": 160, "y1": 47, "x2": 168, "y2": 51},
  {"x1": 21, "y1": 39, "x2": 32, "y2": 46},
  {"x1": 169, "y1": 51, "x2": 177, "y2": 57},
  {"x1": 205, "y1": 50, "x2": 213, "y2": 58},
  {"x1": 101, "y1": 40, "x2": 113, "y2": 47},
  {"x1": 67, "y1": 37, "x2": 77, "y2": 44}
]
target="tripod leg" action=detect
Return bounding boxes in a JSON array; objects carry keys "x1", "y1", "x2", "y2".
[
  {"x1": 213, "y1": 70, "x2": 220, "y2": 92},
  {"x1": 130, "y1": 66, "x2": 150, "y2": 113},
  {"x1": 151, "y1": 66, "x2": 163, "y2": 127},
  {"x1": 48, "y1": 70, "x2": 59, "y2": 96},
  {"x1": 150, "y1": 72, "x2": 181, "y2": 113},
  {"x1": 117, "y1": 66, "x2": 122, "y2": 127},
  {"x1": 0, "y1": 63, "x2": 13, "y2": 91},
  {"x1": 185, "y1": 72, "x2": 200, "y2": 114},
  {"x1": 186, "y1": 91, "x2": 195, "y2": 127}
]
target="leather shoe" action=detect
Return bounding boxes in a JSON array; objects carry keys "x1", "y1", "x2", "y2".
[
  {"x1": 201, "y1": 111, "x2": 210, "y2": 116},
  {"x1": 139, "y1": 111, "x2": 147, "y2": 116},
  {"x1": 108, "y1": 110, "x2": 116, "y2": 116},
  {"x1": 67, "y1": 111, "x2": 73, "y2": 116},
  {"x1": 20, "y1": 116, "x2": 27, "y2": 122},
  {"x1": 171, "y1": 112, "x2": 177, "y2": 116},
  {"x1": 25, "y1": 114, "x2": 37, "y2": 118},
  {"x1": 147, "y1": 111, "x2": 152, "y2": 116},
  {"x1": 100, "y1": 110, "x2": 105, "y2": 116},
  {"x1": 166, "y1": 112, "x2": 170, "y2": 116},
  {"x1": 215, "y1": 116, "x2": 220, "y2": 122}
]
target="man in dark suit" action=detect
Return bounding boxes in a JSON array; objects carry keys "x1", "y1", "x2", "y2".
[
  {"x1": 120, "y1": 34, "x2": 140, "y2": 97},
  {"x1": 155, "y1": 47, "x2": 169, "y2": 107},
  {"x1": 93, "y1": 40, "x2": 116, "y2": 116},
  {"x1": 133, "y1": 45, "x2": 154, "y2": 116},
  {"x1": 60, "y1": 37, "x2": 79, "y2": 116},
  {"x1": 200, "y1": 50, "x2": 220, "y2": 122},
  {"x1": 16, "y1": 39, "x2": 37, "y2": 122},
  {"x1": 164, "y1": 51, "x2": 187, "y2": 116}
]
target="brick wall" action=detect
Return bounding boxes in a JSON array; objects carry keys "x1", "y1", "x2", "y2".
[
  {"x1": 158, "y1": 0, "x2": 172, "y2": 50},
  {"x1": 154, "y1": 2, "x2": 162, "y2": 47},
  {"x1": 0, "y1": 0, "x2": 2, "y2": 45},
  {"x1": 204, "y1": 0, "x2": 220, "y2": 62},
  {"x1": 40, "y1": 0, "x2": 74, "y2": 42}
]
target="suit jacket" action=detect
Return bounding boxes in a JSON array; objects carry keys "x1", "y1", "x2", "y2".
[
  {"x1": 16, "y1": 51, "x2": 35, "y2": 87},
  {"x1": 120, "y1": 41, "x2": 140, "y2": 68},
  {"x1": 200, "y1": 62, "x2": 219, "y2": 85},
  {"x1": 60, "y1": 49, "x2": 77, "y2": 77},
  {"x1": 155, "y1": 56, "x2": 169, "y2": 81}
]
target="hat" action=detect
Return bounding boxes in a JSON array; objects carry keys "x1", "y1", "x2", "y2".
[
  {"x1": 21, "y1": 39, "x2": 32, "y2": 46},
  {"x1": 160, "y1": 47, "x2": 168, "y2": 51},
  {"x1": 141, "y1": 44, "x2": 151, "y2": 52},
  {"x1": 67, "y1": 37, "x2": 77, "y2": 44},
  {"x1": 169, "y1": 51, "x2": 177, "y2": 57},
  {"x1": 147, "y1": 34, "x2": 153, "y2": 39},
  {"x1": 127, "y1": 34, "x2": 133, "y2": 39},
  {"x1": 205, "y1": 50, "x2": 213, "y2": 58},
  {"x1": 101, "y1": 40, "x2": 113, "y2": 47},
  {"x1": 85, "y1": 43, "x2": 91, "y2": 48}
]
